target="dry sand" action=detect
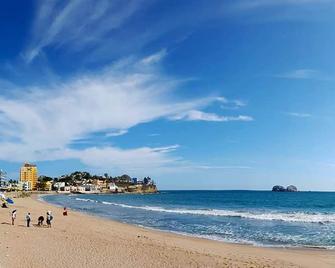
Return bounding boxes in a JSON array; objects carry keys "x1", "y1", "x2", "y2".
[{"x1": 0, "y1": 194, "x2": 334, "y2": 268}]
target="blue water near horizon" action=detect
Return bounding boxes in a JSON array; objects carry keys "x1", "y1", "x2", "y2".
[{"x1": 42, "y1": 190, "x2": 335, "y2": 249}]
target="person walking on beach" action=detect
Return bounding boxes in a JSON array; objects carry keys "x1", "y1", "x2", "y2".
[
  {"x1": 11, "y1": 209, "x2": 16, "y2": 225},
  {"x1": 26, "y1": 212, "x2": 31, "y2": 227},
  {"x1": 46, "y1": 211, "x2": 53, "y2": 228}
]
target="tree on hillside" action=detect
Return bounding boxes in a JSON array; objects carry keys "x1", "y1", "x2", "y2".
[
  {"x1": 144, "y1": 177, "x2": 152, "y2": 185},
  {"x1": 38, "y1": 175, "x2": 53, "y2": 182},
  {"x1": 36, "y1": 180, "x2": 47, "y2": 191},
  {"x1": 119, "y1": 174, "x2": 131, "y2": 182}
]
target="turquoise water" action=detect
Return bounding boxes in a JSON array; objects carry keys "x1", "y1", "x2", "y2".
[{"x1": 42, "y1": 191, "x2": 335, "y2": 249}]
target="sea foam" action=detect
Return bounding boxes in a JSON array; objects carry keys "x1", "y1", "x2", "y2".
[{"x1": 75, "y1": 197, "x2": 335, "y2": 224}]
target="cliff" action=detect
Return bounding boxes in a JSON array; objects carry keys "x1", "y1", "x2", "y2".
[{"x1": 124, "y1": 184, "x2": 158, "y2": 193}]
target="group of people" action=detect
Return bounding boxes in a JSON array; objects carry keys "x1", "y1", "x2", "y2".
[
  {"x1": 11, "y1": 210, "x2": 53, "y2": 227},
  {"x1": 35, "y1": 211, "x2": 53, "y2": 228},
  {"x1": 10, "y1": 208, "x2": 68, "y2": 227},
  {"x1": 10, "y1": 207, "x2": 68, "y2": 227}
]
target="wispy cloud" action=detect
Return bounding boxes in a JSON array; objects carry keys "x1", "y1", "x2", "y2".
[
  {"x1": 216, "y1": 97, "x2": 247, "y2": 110},
  {"x1": 148, "y1": 133, "x2": 160, "y2": 137},
  {"x1": 141, "y1": 49, "x2": 167, "y2": 65},
  {"x1": 276, "y1": 69, "x2": 327, "y2": 80},
  {"x1": 285, "y1": 112, "x2": 312, "y2": 118},
  {"x1": 105, "y1": 129, "x2": 128, "y2": 137},
  {"x1": 191, "y1": 165, "x2": 252, "y2": 170},
  {"x1": 72, "y1": 145, "x2": 181, "y2": 172},
  {"x1": 233, "y1": 0, "x2": 333, "y2": 10},
  {"x1": 0, "y1": 53, "x2": 252, "y2": 172},
  {"x1": 170, "y1": 110, "x2": 253, "y2": 122},
  {"x1": 24, "y1": 0, "x2": 147, "y2": 63},
  {"x1": 226, "y1": 0, "x2": 335, "y2": 23},
  {"x1": 23, "y1": 0, "x2": 333, "y2": 65},
  {"x1": 23, "y1": 0, "x2": 226, "y2": 64}
]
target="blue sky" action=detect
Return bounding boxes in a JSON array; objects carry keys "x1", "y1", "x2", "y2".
[{"x1": 0, "y1": 0, "x2": 335, "y2": 190}]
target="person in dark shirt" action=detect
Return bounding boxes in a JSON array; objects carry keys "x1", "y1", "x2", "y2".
[
  {"x1": 46, "y1": 211, "x2": 53, "y2": 228},
  {"x1": 38, "y1": 215, "x2": 44, "y2": 226},
  {"x1": 26, "y1": 212, "x2": 31, "y2": 227}
]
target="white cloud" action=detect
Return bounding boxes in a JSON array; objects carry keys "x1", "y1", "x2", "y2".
[
  {"x1": 234, "y1": 0, "x2": 333, "y2": 10},
  {"x1": 141, "y1": 49, "x2": 167, "y2": 65},
  {"x1": 0, "y1": 54, "x2": 252, "y2": 172},
  {"x1": 170, "y1": 110, "x2": 253, "y2": 122},
  {"x1": 191, "y1": 165, "x2": 252, "y2": 169},
  {"x1": 105, "y1": 129, "x2": 128, "y2": 137},
  {"x1": 148, "y1": 133, "x2": 160, "y2": 137},
  {"x1": 24, "y1": 0, "x2": 147, "y2": 63},
  {"x1": 285, "y1": 112, "x2": 312, "y2": 118},
  {"x1": 276, "y1": 69, "x2": 322, "y2": 80},
  {"x1": 71, "y1": 145, "x2": 181, "y2": 172},
  {"x1": 217, "y1": 97, "x2": 247, "y2": 110},
  {"x1": 23, "y1": 0, "x2": 335, "y2": 64},
  {"x1": 226, "y1": 0, "x2": 335, "y2": 23}
]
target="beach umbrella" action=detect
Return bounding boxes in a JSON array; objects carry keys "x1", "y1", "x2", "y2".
[
  {"x1": 5, "y1": 198, "x2": 14, "y2": 204},
  {"x1": 0, "y1": 192, "x2": 13, "y2": 205}
]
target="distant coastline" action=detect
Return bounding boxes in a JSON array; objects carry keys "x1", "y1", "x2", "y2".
[{"x1": 2, "y1": 170, "x2": 158, "y2": 194}]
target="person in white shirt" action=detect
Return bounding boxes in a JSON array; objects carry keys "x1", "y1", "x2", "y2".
[{"x1": 11, "y1": 210, "x2": 16, "y2": 225}]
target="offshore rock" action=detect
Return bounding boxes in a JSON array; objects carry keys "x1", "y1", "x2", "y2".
[
  {"x1": 286, "y1": 185, "x2": 298, "y2": 192},
  {"x1": 272, "y1": 185, "x2": 298, "y2": 192},
  {"x1": 272, "y1": 185, "x2": 286, "y2": 192}
]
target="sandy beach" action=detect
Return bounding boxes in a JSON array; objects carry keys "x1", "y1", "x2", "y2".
[{"x1": 0, "y1": 195, "x2": 334, "y2": 268}]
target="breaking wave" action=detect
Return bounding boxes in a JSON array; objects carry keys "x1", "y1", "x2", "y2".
[{"x1": 75, "y1": 197, "x2": 335, "y2": 224}]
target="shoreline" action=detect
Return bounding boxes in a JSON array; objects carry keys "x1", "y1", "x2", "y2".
[
  {"x1": 38, "y1": 193, "x2": 335, "y2": 251},
  {"x1": 0, "y1": 195, "x2": 334, "y2": 267}
]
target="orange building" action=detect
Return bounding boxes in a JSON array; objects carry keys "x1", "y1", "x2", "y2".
[{"x1": 20, "y1": 163, "x2": 38, "y2": 190}]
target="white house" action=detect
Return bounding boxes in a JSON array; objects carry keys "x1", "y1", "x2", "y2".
[
  {"x1": 108, "y1": 182, "x2": 119, "y2": 192},
  {"x1": 17, "y1": 181, "x2": 31, "y2": 191},
  {"x1": 53, "y1": 182, "x2": 65, "y2": 190}
]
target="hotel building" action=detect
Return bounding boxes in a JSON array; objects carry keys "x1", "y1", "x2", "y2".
[{"x1": 20, "y1": 163, "x2": 38, "y2": 190}]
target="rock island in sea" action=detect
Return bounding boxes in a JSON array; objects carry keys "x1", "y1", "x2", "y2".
[{"x1": 272, "y1": 185, "x2": 298, "y2": 192}]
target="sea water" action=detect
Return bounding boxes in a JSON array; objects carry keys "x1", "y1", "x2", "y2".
[{"x1": 42, "y1": 191, "x2": 335, "y2": 249}]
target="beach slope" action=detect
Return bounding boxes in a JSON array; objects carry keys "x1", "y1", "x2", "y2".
[{"x1": 0, "y1": 195, "x2": 334, "y2": 268}]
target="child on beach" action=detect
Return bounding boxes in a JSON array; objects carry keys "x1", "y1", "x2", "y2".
[
  {"x1": 46, "y1": 211, "x2": 53, "y2": 228},
  {"x1": 63, "y1": 207, "x2": 68, "y2": 216},
  {"x1": 11, "y1": 210, "x2": 16, "y2": 225},
  {"x1": 26, "y1": 212, "x2": 31, "y2": 227}
]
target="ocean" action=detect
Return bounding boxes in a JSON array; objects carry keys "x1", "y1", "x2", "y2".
[{"x1": 42, "y1": 190, "x2": 335, "y2": 249}]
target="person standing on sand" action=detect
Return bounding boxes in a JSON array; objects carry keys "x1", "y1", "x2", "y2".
[
  {"x1": 26, "y1": 212, "x2": 31, "y2": 227},
  {"x1": 46, "y1": 211, "x2": 53, "y2": 228},
  {"x1": 63, "y1": 207, "x2": 68, "y2": 216},
  {"x1": 11, "y1": 209, "x2": 16, "y2": 225}
]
